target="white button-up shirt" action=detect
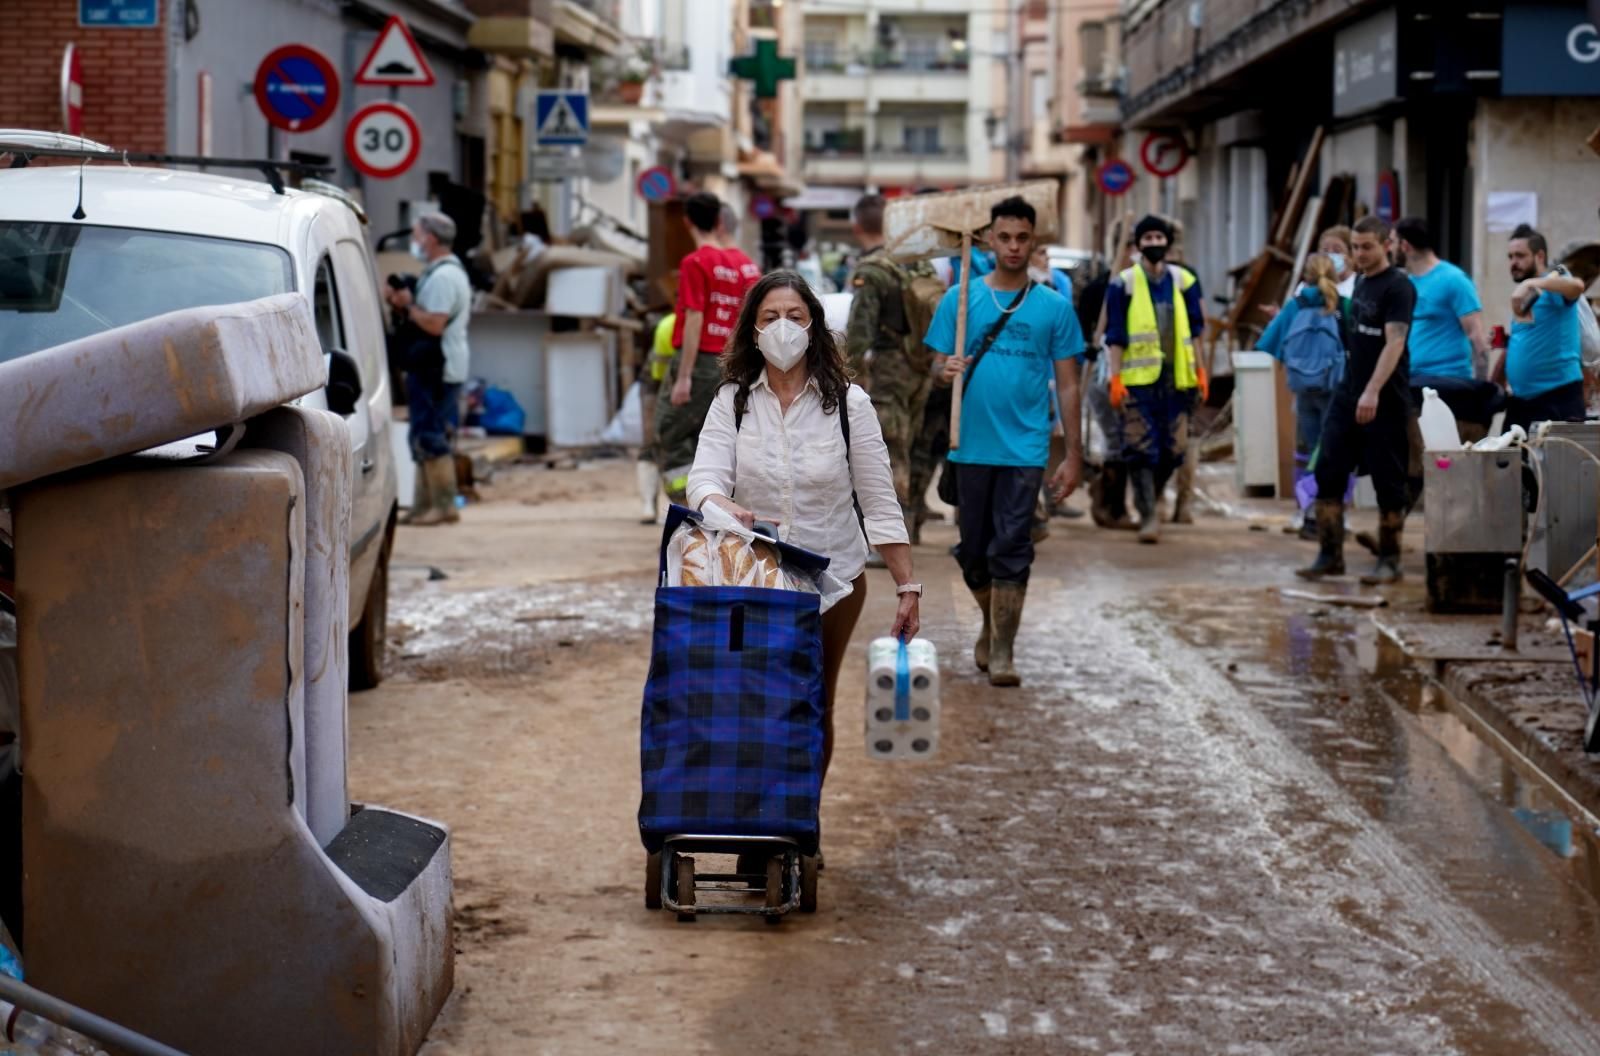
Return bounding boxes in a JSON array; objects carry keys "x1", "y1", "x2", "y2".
[{"x1": 687, "y1": 373, "x2": 908, "y2": 582}]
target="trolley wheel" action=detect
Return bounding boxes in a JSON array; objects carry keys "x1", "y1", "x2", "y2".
[
  {"x1": 799, "y1": 854, "x2": 819, "y2": 913},
  {"x1": 645, "y1": 852, "x2": 662, "y2": 910},
  {"x1": 675, "y1": 855, "x2": 696, "y2": 923},
  {"x1": 764, "y1": 856, "x2": 785, "y2": 912}
]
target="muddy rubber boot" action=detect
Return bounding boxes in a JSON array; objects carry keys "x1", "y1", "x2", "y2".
[
  {"x1": 1103, "y1": 462, "x2": 1136, "y2": 530},
  {"x1": 409, "y1": 457, "x2": 461, "y2": 526},
  {"x1": 636, "y1": 461, "x2": 661, "y2": 524},
  {"x1": 987, "y1": 580, "x2": 1026, "y2": 688},
  {"x1": 1360, "y1": 510, "x2": 1405, "y2": 585},
  {"x1": 402, "y1": 461, "x2": 432, "y2": 525},
  {"x1": 1171, "y1": 451, "x2": 1196, "y2": 524},
  {"x1": 1132, "y1": 469, "x2": 1160, "y2": 545},
  {"x1": 971, "y1": 585, "x2": 993, "y2": 672},
  {"x1": 1295, "y1": 500, "x2": 1346, "y2": 579}
]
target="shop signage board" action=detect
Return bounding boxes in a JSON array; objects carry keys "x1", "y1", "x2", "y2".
[
  {"x1": 1333, "y1": 8, "x2": 1399, "y2": 118},
  {"x1": 254, "y1": 45, "x2": 342, "y2": 133},
  {"x1": 355, "y1": 15, "x2": 437, "y2": 87},
  {"x1": 79, "y1": 0, "x2": 157, "y2": 27},
  {"x1": 1096, "y1": 159, "x2": 1136, "y2": 197},
  {"x1": 1503, "y1": 3, "x2": 1600, "y2": 96},
  {"x1": 1140, "y1": 133, "x2": 1189, "y2": 178},
  {"x1": 346, "y1": 102, "x2": 422, "y2": 180}
]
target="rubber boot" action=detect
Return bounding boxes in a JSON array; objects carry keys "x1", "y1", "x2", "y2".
[
  {"x1": 1360, "y1": 510, "x2": 1405, "y2": 585},
  {"x1": 1295, "y1": 500, "x2": 1346, "y2": 579},
  {"x1": 1171, "y1": 448, "x2": 1196, "y2": 524},
  {"x1": 987, "y1": 580, "x2": 1026, "y2": 687},
  {"x1": 409, "y1": 457, "x2": 461, "y2": 526},
  {"x1": 1132, "y1": 468, "x2": 1160, "y2": 545},
  {"x1": 636, "y1": 461, "x2": 661, "y2": 525},
  {"x1": 401, "y1": 460, "x2": 432, "y2": 525},
  {"x1": 1095, "y1": 462, "x2": 1137, "y2": 531},
  {"x1": 972, "y1": 585, "x2": 992, "y2": 672}
]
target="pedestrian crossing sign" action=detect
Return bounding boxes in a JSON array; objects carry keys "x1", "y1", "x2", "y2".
[{"x1": 535, "y1": 91, "x2": 589, "y2": 146}]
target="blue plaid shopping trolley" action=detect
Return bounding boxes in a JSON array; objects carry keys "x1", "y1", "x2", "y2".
[{"x1": 639, "y1": 505, "x2": 827, "y2": 922}]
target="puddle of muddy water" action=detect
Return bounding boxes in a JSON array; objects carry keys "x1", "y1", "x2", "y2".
[{"x1": 1169, "y1": 589, "x2": 1600, "y2": 1011}]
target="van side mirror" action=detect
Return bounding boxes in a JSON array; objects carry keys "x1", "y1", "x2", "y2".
[{"x1": 326, "y1": 349, "x2": 363, "y2": 417}]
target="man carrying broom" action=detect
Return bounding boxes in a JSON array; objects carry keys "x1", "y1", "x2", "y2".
[{"x1": 926, "y1": 196, "x2": 1085, "y2": 688}]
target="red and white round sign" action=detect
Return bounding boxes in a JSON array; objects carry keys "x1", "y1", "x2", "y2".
[
  {"x1": 1140, "y1": 132, "x2": 1190, "y2": 179},
  {"x1": 345, "y1": 102, "x2": 422, "y2": 181},
  {"x1": 60, "y1": 44, "x2": 83, "y2": 136}
]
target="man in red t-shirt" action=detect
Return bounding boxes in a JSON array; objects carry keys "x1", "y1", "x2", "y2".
[{"x1": 655, "y1": 191, "x2": 760, "y2": 501}]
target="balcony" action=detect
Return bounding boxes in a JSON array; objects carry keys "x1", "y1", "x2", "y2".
[
  {"x1": 801, "y1": 142, "x2": 970, "y2": 185},
  {"x1": 803, "y1": 49, "x2": 973, "y2": 104}
]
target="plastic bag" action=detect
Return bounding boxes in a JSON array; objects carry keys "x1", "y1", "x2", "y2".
[{"x1": 665, "y1": 504, "x2": 854, "y2": 611}]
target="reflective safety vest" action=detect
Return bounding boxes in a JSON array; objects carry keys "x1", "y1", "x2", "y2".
[
  {"x1": 649, "y1": 313, "x2": 677, "y2": 382},
  {"x1": 1119, "y1": 264, "x2": 1198, "y2": 390}
]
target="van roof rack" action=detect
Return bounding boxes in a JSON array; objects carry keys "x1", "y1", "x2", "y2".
[{"x1": 0, "y1": 130, "x2": 334, "y2": 194}]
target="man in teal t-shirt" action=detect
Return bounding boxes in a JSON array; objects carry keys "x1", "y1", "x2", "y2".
[
  {"x1": 1496, "y1": 224, "x2": 1587, "y2": 432},
  {"x1": 1391, "y1": 217, "x2": 1488, "y2": 380},
  {"x1": 926, "y1": 196, "x2": 1084, "y2": 689}
]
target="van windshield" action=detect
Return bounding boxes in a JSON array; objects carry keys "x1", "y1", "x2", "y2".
[{"x1": 0, "y1": 222, "x2": 294, "y2": 364}]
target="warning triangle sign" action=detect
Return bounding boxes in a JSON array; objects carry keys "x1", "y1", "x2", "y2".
[
  {"x1": 355, "y1": 16, "x2": 436, "y2": 87},
  {"x1": 539, "y1": 97, "x2": 584, "y2": 140}
]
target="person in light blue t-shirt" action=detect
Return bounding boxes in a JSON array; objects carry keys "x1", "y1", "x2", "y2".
[
  {"x1": 1495, "y1": 224, "x2": 1588, "y2": 433},
  {"x1": 925, "y1": 196, "x2": 1084, "y2": 689},
  {"x1": 1391, "y1": 217, "x2": 1489, "y2": 381}
]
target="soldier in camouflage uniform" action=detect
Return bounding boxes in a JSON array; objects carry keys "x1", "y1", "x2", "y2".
[{"x1": 845, "y1": 195, "x2": 937, "y2": 539}]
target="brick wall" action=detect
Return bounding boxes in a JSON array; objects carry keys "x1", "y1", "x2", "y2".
[{"x1": 0, "y1": 0, "x2": 168, "y2": 152}]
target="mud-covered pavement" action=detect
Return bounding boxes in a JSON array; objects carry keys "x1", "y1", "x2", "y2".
[{"x1": 353, "y1": 460, "x2": 1600, "y2": 1055}]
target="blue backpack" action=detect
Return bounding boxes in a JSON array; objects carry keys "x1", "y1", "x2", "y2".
[{"x1": 1281, "y1": 304, "x2": 1346, "y2": 394}]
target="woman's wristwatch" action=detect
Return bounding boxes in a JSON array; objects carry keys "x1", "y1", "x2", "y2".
[{"x1": 896, "y1": 583, "x2": 923, "y2": 596}]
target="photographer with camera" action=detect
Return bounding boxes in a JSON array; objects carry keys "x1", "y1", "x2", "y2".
[{"x1": 385, "y1": 212, "x2": 473, "y2": 526}]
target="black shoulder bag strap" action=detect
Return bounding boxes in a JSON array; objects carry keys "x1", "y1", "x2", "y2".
[
  {"x1": 734, "y1": 388, "x2": 868, "y2": 543},
  {"x1": 964, "y1": 281, "x2": 1036, "y2": 383}
]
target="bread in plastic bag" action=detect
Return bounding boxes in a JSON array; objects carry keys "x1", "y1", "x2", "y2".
[{"x1": 665, "y1": 505, "x2": 853, "y2": 611}]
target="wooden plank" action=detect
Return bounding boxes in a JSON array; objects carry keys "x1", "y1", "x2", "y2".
[
  {"x1": 950, "y1": 229, "x2": 973, "y2": 450},
  {"x1": 1271, "y1": 126, "x2": 1326, "y2": 249},
  {"x1": 883, "y1": 180, "x2": 1060, "y2": 263}
]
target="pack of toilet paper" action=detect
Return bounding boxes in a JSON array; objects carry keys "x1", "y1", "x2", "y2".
[{"x1": 865, "y1": 636, "x2": 940, "y2": 760}]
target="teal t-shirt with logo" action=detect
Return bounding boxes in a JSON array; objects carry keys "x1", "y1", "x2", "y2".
[{"x1": 924, "y1": 278, "x2": 1084, "y2": 469}]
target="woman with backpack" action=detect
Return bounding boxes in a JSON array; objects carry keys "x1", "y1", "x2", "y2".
[{"x1": 1256, "y1": 254, "x2": 1349, "y2": 539}]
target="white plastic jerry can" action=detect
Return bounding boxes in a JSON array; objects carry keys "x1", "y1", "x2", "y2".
[{"x1": 865, "y1": 637, "x2": 940, "y2": 760}]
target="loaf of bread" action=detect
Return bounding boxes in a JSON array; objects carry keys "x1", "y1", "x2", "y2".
[
  {"x1": 750, "y1": 540, "x2": 783, "y2": 589},
  {"x1": 676, "y1": 527, "x2": 714, "y2": 587}
]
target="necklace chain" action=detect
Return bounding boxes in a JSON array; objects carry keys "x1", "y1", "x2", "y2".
[{"x1": 985, "y1": 279, "x2": 1030, "y2": 315}]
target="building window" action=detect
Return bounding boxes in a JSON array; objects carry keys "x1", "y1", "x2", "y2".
[
  {"x1": 1080, "y1": 20, "x2": 1107, "y2": 81},
  {"x1": 805, "y1": 40, "x2": 839, "y2": 71},
  {"x1": 904, "y1": 123, "x2": 940, "y2": 155},
  {"x1": 904, "y1": 35, "x2": 940, "y2": 70},
  {"x1": 1031, "y1": 71, "x2": 1048, "y2": 122}
]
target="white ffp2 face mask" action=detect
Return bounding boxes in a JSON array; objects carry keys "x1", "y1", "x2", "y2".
[{"x1": 755, "y1": 318, "x2": 811, "y2": 372}]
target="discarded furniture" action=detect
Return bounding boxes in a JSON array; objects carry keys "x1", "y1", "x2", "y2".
[
  {"x1": 5, "y1": 297, "x2": 452, "y2": 1055},
  {"x1": 1424, "y1": 449, "x2": 1524, "y2": 613}
]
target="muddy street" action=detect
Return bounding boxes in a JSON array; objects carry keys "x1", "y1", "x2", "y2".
[{"x1": 353, "y1": 460, "x2": 1600, "y2": 1055}]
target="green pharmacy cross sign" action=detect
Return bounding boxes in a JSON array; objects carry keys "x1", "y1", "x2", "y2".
[{"x1": 729, "y1": 39, "x2": 796, "y2": 99}]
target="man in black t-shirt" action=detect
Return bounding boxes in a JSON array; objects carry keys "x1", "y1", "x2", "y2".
[{"x1": 1298, "y1": 216, "x2": 1416, "y2": 584}]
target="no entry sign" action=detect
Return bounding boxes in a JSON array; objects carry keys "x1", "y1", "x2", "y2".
[
  {"x1": 636, "y1": 165, "x2": 675, "y2": 203},
  {"x1": 345, "y1": 101, "x2": 422, "y2": 180},
  {"x1": 1096, "y1": 159, "x2": 1136, "y2": 197},
  {"x1": 254, "y1": 45, "x2": 340, "y2": 133},
  {"x1": 60, "y1": 44, "x2": 83, "y2": 136},
  {"x1": 1140, "y1": 132, "x2": 1190, "y2": 178}
]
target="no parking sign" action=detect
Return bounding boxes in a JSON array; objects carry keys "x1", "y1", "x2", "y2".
[
  {"x1": 345, "y1": 102, "x2": 422, "y2": 180},
  {"x1": 254, "y1": 44, "x2": 341, "y2": 133}
]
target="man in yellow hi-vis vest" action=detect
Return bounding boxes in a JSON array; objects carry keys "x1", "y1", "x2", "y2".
[{"x1": 1104, "y1": 214, "x2": 1208, "y2": 545}]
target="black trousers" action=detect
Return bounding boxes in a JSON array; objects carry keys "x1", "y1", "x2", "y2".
[
  {"x1": 1316, "y1": 391, "x2": 1410, "y2": 515},
  {"x1": 955, "y1": 464, "x2": 1044, "y2": 590},
  {"x1": 1505, "y1": 380, "x2": 1585, "y2": 435}
]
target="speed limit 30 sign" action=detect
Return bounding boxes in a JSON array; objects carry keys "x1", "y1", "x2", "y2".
[{"x1": 345, "y1": 101, "x2": 421, "y2": 180}]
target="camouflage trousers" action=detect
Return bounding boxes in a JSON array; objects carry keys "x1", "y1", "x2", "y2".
[
  {"x1": 653, "y1": 354, "x2": 725, "y2": 501},
  {"x1": 909, "y1": 384, "x2": 950, "y2": 519},
  {"x1": 866, "y1": 349, "x2": 932, "y2": 511}
]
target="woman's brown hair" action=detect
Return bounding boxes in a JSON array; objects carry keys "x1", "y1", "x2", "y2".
[
  {"x1": 721, "y1": 270, "x2": 852, "y2": 420},
  {"x1": 1304, "y1": 253, "x2": 1341, "y2": 315}
]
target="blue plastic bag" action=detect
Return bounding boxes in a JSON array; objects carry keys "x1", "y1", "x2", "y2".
[{"x1": 479, "y1": 386, "x2": 526, "y2": 436}]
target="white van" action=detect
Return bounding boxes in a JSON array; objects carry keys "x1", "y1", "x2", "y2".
[{"x1": 0, "y1": 135, "x2": 399, "y2": 688}]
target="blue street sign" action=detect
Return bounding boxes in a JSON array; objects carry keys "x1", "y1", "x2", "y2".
[
  {"x1": 79, "y1": 0, "x2": 158, "y2": 27},
  {"x1": 636, "y1": 166, "x2": 676, "y2": 203},
  {"x1": 535, "y1": 91, "x2": 589, "y2": 147},
  {"x1": 1096, "y1": 159, "x2": 1136, "y2": 197}
]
